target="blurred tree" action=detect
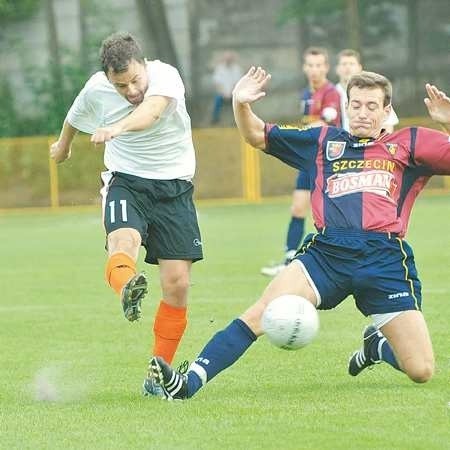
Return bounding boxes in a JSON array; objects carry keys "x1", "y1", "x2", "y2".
[
  {"x1": 279, "y1": 0, "x2": 399, "y2": 56},
  {"x1": 79, "y1": 0, "x2": 90, "y2": 77},
  {"x1": 0, "y1": 78, "x2": 17, "y2": 136},
  {"x1": 135, "y1": 0, "x2": 180, "y2": 70},
  {"x1": 0, "y1": 0, "x2": 40, "y2": 22}
]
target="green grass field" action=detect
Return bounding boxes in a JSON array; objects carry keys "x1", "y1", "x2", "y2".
[{"x1": 1, "y1": 196, "x2": 449, "y2": 450}]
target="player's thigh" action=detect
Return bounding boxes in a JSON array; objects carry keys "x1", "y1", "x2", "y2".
[
  {"x1": 103, "y1": 182, "x2": 148, "y2": 257},
  {"x1": 291, "y1": 189, "x2": 311, "y2": 217},
  {"x1": 380, "y1": 310, "x2": 434, "y2": 381},
  {"x1": 241, "y1": 261, "x2": 317, "y2": 335}
]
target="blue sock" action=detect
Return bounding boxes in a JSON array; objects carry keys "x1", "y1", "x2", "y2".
[
  {"x1": 378, "y1": 338, "x2": 402, "y2": 371},
  {"x1": 286, "y1": 217, "x2": 305, "y2": 255},
  {"x1": 371, "y1": 337, "x2": 401, "y2": 371},
  {"x1": 186, "y1": 319, "x2": 257, "y2": 398}
]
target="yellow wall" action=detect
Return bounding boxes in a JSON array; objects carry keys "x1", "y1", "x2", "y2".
[{"x1": 0, "y1": 121, "x2": 448, "y2": 209}]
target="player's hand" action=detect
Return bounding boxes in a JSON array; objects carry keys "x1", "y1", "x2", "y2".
[
  {"x1": 424, "y1": 83, "x2": 450, "y2": 124},
  {"x1": 50, "y1": 140, "x2": 71, "y2": 163},
  {"x1": 91, "y1": 125, "x2": 122, "y2": 145},
  {"x1": 232, "y1": 66, "x2": 271, "y2": 104}
]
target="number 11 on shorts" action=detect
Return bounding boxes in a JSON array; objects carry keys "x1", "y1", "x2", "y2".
[{"x1": 109, "y1": 199, "x2": 128, "y2": 223}]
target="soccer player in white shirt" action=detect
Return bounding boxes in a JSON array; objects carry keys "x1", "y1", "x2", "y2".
[{"x1": 50, "y1": 32, "x2": 202, "y2": 397}]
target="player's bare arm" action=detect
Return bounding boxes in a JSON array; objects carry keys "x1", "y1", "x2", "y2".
[
  {"x1": 50, "y1": 120, "x2": 79, "y2": 163},
  {"x1": 91, "y1": 95, "x2": 171, "y2": 144},
  {"x1": 424, "y1": 83, "x2": 450, "y2": 133},
  {"x1": 232, "y1": 66, "x2": 271, "y2": 150}
]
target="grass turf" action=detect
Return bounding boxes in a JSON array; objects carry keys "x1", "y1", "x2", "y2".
[{"x1": 0, "y1": 196, "x2": 449, "y2": 449}]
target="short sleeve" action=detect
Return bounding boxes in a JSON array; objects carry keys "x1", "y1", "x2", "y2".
[
  {"x1": 66, "y1": 81, "x2": 102, "y2": 134},
  {"x1": 265, "y1": 124, "x2": 321, "y2": 171},
  {"x1": 413, "y1": 127, "x2": 450, "y2": 175},
  {"x1": 321, "y1": 88, "x2": 341, "y2": 126},
  {"x1": 145, "y1": 61, "x2": 185, "y2": 116}
]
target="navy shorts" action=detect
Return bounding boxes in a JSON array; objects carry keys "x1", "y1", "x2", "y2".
[
  {"x1": 295, "y1": 170, "x2": 311, "y2": 190},
  {"x1": 295, "y1": 228, "x2": 422, "y2": 316}
]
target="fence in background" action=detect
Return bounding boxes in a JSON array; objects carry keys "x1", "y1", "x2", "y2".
[{"x1": 0, "y1": 119, "x2": 449, "y2": 209}]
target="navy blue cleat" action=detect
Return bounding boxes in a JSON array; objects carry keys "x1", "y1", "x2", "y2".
[
  {"x1": 348, "y1": 325, "x2": 383, "y2": 376},
  {"x1": 149, "y1": 356, "x2": 188, "y2": 401},
  {"x1": 121, "y1": 272, "x2": 148, "y2": 322}
]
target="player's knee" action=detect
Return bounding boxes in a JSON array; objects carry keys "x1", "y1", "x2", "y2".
[
  {"x1": 290, "y1": 203, "x2": 307, "y2": 218},
  {"x1": 108, "y1": 228, "x2": 141, "y2": 253},
  {"x1": 404, "y1": 360, "x2": 434, "y2": 383},
  {"x1": 162, "y1": 272, "x2": 190, "y2": 297}
]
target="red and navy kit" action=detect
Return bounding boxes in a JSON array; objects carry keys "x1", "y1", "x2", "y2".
[
  {"x1": 300, "y1": 81, "x2": 341, "y2": 127},
  {"x1": 297, "y1": 81, "x2": 341, "y2": 190},
  {"x1": 267, "y1": 124, "x2": 450, "y2": 236},
  {"x1": 265, "y1": 124, "x2": 450, "y2": 315}
]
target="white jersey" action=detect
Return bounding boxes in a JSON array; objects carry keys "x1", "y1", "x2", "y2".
[
  {"x1": 336, "y1": 82, "x2": 399, "y2": 132},
  {"x1": 66, "y1": 60, "x2": 195, "y2": 180}
]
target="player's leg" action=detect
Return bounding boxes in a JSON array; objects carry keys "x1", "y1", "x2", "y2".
[
  {"x1": 150, "y1": 262, "x2": 319, "y2": 400},
  {"x1": 142, "y1": 180, "x2": 202, "y2": 396},
  {"x1": 379, "y1": 311, "x2": 434, "y2": 383},
  {"x1": 102, "y1": 173, "x2": 149, "y2": 321},
  {"x1": 152, "y1": 259, "x2": 192, "y2": 364},
  {"x1": 349, "y1": 236, "x2": 433, "y2": 382},
  {"x1": 286, "y1": 187, "x2": 310, "y2": 259},
  {"x1": 261, "y1": 171, "x2": 310, "y2": 277}
]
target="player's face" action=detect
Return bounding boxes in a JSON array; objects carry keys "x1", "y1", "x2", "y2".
[
  {"x1": 108, "y1": 59, "x2": 149, "y2": 105},
  {"x1": 336, "y1": 56, "x2": 362, "y2": 85},
  {"x1": 303, "y1": 54, "x2": 329, "y2": 85},
  {"x1": 347, "y1": 87, "x2": 391, "y2": 138}
]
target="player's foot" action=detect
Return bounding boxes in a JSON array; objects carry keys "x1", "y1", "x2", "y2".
[
  {"x1": 348, "y1": 325, "x2": 383, "y2": 376},
  {"x1": 142, "y1": 377, "x2": 165, "y2": 398},
  {"x1": 260, "y1": 262, "x2": 286, "y2": 277},
  {"x1": 149, "y1": 356, "x2": 188, "y2": 400},
  {"x1": 121, "y1": 272, "x2": 148, "y2": 322},
  {"x1": 260, "y1": 250, "x2": 297, "y2": 277}
]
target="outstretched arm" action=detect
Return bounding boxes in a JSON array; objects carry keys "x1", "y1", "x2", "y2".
[
  {"x1": 232, "y1": 66, "x2": 271, "y2": 150},
  {"x1": 91, "y1": 95, "x2": 171, "y2": 144},
  {"x1": 49, "y1": 120, "x2": 79, "y2": 163},
  {"x1": 424, "y1": 84, "x2": 450, "y2": 133}
]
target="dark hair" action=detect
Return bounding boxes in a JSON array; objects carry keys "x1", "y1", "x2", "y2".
[
  {"x1": 347, "y1": 71, "x2": 392, "y2": 106},
  {"x1": 337, "y1": 48, "x2": 361, "y2": 63},
  {"x1": 100, "y1": 32, "x2": 144, "y2": 75},
  {"x1": 303, "y1": 46, "x2": 329, "y2": 63}
]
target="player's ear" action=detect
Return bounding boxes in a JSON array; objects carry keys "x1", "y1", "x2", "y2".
[{"x1": 383, "y1": 104, "x2": 392, "y2": 120}]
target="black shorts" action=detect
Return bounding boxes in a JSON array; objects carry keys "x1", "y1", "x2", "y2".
[{"x1": 101, "y1": 171, "x2": 203, "y2": 265}]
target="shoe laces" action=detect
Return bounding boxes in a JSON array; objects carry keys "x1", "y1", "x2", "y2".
[{"x1": 176, "y1": 360, "x2": 189, "y2": 375}]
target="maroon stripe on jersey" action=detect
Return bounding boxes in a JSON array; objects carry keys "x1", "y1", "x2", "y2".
[{"x1": 311, "y1": 126, "x2": 330, "y2": 229}]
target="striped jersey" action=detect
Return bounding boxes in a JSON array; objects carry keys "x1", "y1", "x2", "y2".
[
  {"x1": 300, "y1": 81, "x2": 341, "y2": 126},
  {"x1": 265, "y1": 124, "x2": 450, "y2": 237}
]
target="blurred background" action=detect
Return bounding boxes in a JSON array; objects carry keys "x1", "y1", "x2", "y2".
[{"x1": 0, "y1": 0, "x2": 449, "y2": 208}]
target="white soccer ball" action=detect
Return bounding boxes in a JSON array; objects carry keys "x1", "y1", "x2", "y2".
[{"x1": 261, "y1": 295, "x2": 319, "y2": 350}]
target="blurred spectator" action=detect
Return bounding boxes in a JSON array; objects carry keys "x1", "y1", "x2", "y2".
[
  {"x1": 211, "y1": 51, "x2": 243, "y2": 125},
  {"x1": 335, "y1": 49, "x2": 398, "y2": 132}
]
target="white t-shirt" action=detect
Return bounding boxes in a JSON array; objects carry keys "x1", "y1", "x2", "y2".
[
  {"x1": 66, "y1": 60, "x2": 195, "y2": 180},
  {"x1": 336, "y1": 82, "x2": 399, "y2": 132}
]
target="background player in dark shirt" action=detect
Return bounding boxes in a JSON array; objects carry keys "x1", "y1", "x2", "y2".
[
  {"x1": 261, "y1": 47, "x2": 341, "y2": 277},
  {"x1": 147, "y1": 69, "x2": 450, "y2": 400}
]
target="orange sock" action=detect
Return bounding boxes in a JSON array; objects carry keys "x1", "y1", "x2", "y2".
[
  {"x1": 153, "y1": 301, "x2": 187, "y2": 364},
  {"x1": 105, "y1": 252, "x2": 136, "y2": 295}
]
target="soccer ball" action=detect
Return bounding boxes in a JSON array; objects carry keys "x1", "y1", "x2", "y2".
[{"x1": 261, "y1": 295, "x2": 319, "y2": 350}]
